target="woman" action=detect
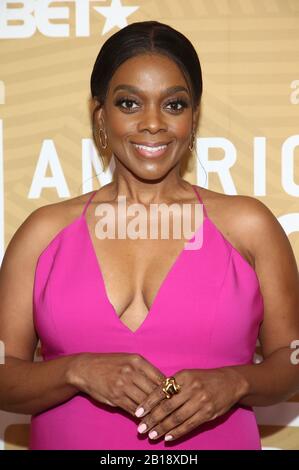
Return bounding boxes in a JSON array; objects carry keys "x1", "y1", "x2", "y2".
[{"x1": 0, "y1": 21, "x2": 298, "y2": 451}]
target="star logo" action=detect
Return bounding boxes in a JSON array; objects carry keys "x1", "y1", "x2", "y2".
[{"x1": 94, "y1": 0, "x2": 140, "y2": 35}]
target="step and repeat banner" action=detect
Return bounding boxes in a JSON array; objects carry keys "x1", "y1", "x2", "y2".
[{"x1": 0, "y1": 0, "x2": 299, "y2": 450}]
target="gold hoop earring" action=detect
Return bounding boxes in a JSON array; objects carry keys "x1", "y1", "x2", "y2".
[
  {"x1": 99, "y1": 128, "x2": 108, "y2": 149},
  {"x1": 188, "y1": 131, "x2": 196, "y2": 152}
]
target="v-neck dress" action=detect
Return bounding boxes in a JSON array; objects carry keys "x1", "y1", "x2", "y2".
[{"x1": 29, "y1": 185, "x2": 264, "y2": 450}]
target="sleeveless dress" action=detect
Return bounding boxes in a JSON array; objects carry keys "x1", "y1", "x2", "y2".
[{"x1": 29, "y1": 185, "x2": 264, "y2": 450}]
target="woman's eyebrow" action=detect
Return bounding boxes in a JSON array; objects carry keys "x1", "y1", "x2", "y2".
[{"x1": 112, "y1": 84, "x2": 189, "y2": 97}]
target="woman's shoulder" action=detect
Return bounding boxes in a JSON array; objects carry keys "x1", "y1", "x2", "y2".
[
  {"x1": 26, "y1": 191, "x2": 94, "y2": 240},
  {"x1": 2, "y1": 191, "x2": 95, "y2": 271},
  {"x1": 193, "y1": 185, "x2": 278, "y2": 269},
  {"x1": 194, "y1": 185, "x2": 274, "y2": 223}
]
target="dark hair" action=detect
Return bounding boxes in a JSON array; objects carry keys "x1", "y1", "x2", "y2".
[{"x1": 90, "y1": 20, "x2": 203, "y2": 114}]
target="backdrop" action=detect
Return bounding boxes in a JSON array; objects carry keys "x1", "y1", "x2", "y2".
[{"x1": 0, "y1": 0, "x2": 298, "y2": 450}]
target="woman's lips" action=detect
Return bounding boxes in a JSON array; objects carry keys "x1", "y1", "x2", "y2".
[{"x1": 131, "y1": 142, "x2": 170, "y2": 158}]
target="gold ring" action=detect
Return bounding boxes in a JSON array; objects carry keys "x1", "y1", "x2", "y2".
[{"x1": 162, "y1": 376, "x2": 181, "y2": 399}]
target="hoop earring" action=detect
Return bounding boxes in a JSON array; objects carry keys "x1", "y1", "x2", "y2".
[
  {"x1": 99, "y1": 127, "x2": 108, "y2": 149},
  {"x1": 188, "y1": 130, "x2": 196, "y2": 152}
]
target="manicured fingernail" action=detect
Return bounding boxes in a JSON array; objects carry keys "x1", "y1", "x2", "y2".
[
  {"x1": 165, "y1": 435, "x2": 173, "y2": 441},
  {"x1": 149, "y1": 430, "x2": 158, "y2": 439},
  {"x1": 135, "y1": 407, "x2": 144, "y2": 417},
  {"x1": 137, "y1": 423, "x2": 147, "y2": 433}
]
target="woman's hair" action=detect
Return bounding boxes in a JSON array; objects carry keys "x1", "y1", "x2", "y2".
[
  {"x1": 90, "y1": 20, "x2": 203, "y2": 113},
  {"x1": 90, "y1": 20, "x2": 203, "y2": 173}
]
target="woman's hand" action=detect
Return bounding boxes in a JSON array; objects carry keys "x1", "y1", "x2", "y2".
[
  {"x1": 67, "y1": 352, "x2": 166, "y2": 417},
  {"x1": 134, "y1": 367, "x2": 249, "y2": 442}
]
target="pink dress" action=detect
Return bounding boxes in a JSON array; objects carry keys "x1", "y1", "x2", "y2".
[{"x1": 29, "y1": 185, "x2": 264, "y2": 450}]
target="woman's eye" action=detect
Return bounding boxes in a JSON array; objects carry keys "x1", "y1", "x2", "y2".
[
  {"x1": 114, "y1": 97, "x2": 189, "y2": 113},
  {"x1": 115, "y1": 97, "x2": 139, "y2": 111},
  {"x1": 165, "y1": 99, "x2": 188, "y2": 112}
]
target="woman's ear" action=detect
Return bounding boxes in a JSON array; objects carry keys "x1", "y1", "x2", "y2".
[{"x1": 94, "y1": 103, "x2": 108, "y2": 132}]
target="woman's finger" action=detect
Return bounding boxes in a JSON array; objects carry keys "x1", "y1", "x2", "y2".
[
  {"x1": 115, "y1": 395, "x2": 141, "y2": 416},
  {"x1": 158, "y1": 407, "x2": 218, "y2": 442},
  {"x1": 134, "y1": 356, "x2": 166, "y2": 387},
  {"x1": 136, "y1": 389, "x2": 188, "y2": 435},
  {"x1": 143, "y1": 400, "x2": 199, "y2": 441},
  {"x1": 132, "y1": 370, "x2": 162, "y2": 395},
  {"x1": 124, "y1": 382, "x2": 149, "y2": 406}
]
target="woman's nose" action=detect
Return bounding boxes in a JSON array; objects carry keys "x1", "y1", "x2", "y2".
[{"x1": 137, "y1": 104, "x2": 167, "y2": 133}]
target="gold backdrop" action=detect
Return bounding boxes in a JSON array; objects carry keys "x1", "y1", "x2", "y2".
[{"x1": 0, "y1": 0, "x2": 298, "y2": 450}]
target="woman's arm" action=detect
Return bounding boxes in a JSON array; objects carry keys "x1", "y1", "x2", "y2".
[
  {"x1": 0, "y1": 355, "x2": 81, "y2": 415},
  {"x1": 224, "y1": 197, "x2": 299, "y2": 406},
  {"x1": 0, "y1": 205, "x2": 82, "y2": 415},
  {"x1": 225, "y1": 347, "x2": 299, "y2": 407},
  {"x1": 0, "y1": 203, "x2": 166, "y2": 417}
]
